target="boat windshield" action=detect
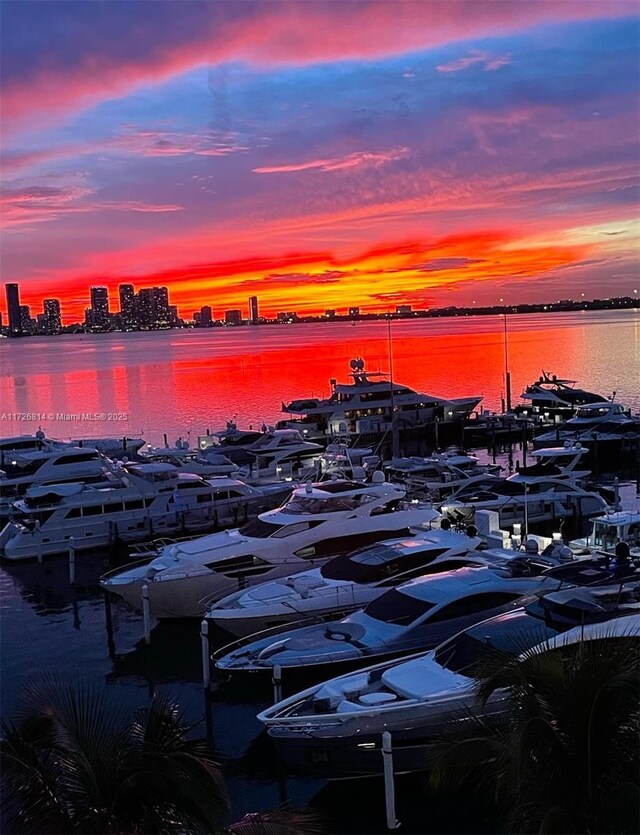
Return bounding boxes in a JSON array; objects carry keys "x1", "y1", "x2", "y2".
[
  {"x1": 433, "y1": 615, "x2": 559, "y2": 677},
  {"x1": 321, "y1": 541, "x2": 447, "y2": 583},
  {"x1": 283, "y1": 495, "x2": 360, "y2": 514},
  {"x1": 363, "y1": 588, "x2": 436, "y2": 626}
]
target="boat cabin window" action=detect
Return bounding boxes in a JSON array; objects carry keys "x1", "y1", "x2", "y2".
[
  {"x1": 363, "y1": 588, "x2": 436, "y2": 626},
  {"x1": 52, "y1": 452, "x2": 101, "y2": 465},
  {"x1": 428, "y1": 592, "x2": 522, "y2": 624},
  {"x1": 238, "y1": 518, "x2": 286, "y2": 538},
  {"x1": 271, "y1": 521, "x2": 316, "y2": 538},
  {"x1": 434, "y1": 616, "x2": 558, "y2": 676},
  {"x1": 591, "y1": 522, "x2": 620, "y2": 548}
]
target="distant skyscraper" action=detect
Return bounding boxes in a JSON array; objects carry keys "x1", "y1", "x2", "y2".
[
  {"x1": 249, "y1": 295, "x2": 259, "y2": 324},
  {"x1": 20, "y1": 305, "x2": 34, "y2": 334},
  {"x1": 200, "y1": 305, "x2": 212, "y2": 327},
  {"x1": 43, "y1": 299, "x2": 62, "y2": 333},
  {"x1": 225, "y1": 309, "x2": 242, "y2": 326},
  {"x1": 119, "y1": 284, "x2": 135, "y2": 329},
  {"x1": 325, "y1": 309, "x2": 336, "y2": 319},
  {"x1": 90, "y1": 286, "x2": 110, "y2": 328},
  {"x1": 396, "y1": 305, "x2": 412, "y2": 315},
  {"x1": 5, "y1": 283, "x2": 22, "y2": 335},
  {"x1": 348, "y1": 307, "x2": 360, "y2": 318}
]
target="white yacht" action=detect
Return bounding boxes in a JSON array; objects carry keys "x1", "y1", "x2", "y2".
[
  {"x1": 440, "y1": 445, "x2": 608, "y2": 530},
  {"x1": 0, "y1": 447, "x2": 110, "y2": 514},
  {"x1": 100, "y1": 476, "x2": 438, "y2": 619},
  {"x1": 257, "y1": 600, "x2": 639, "y2": 776},
  {"x1": 237, "y1": 429, "x2": 325, "y2": 483},
  {"x1": 0, "y1": 464, "x2": 263, "y2": 560},
  {"x1": 215, "y1": 556, "x2": 567, "y2": 674},
  {"x1": 534, "y1": 401, "x2": 634, "y2": 447},
  {"x1": 384, "y1": 451, "x2": 501, "y2": 499},
  {"x1": 570, "y1": 511, "x2": 640, "y2": 559},
  {"x1": 282, "y1": 358, "x2": 482, "y2": 439},
  {"x1": 140, "y1": 449, "x2": 240, "y2": 477},
  {"x1": 207, "y1": 526, "x2": 481, "y2": 637}
]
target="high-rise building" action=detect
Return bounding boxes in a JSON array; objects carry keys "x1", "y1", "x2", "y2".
[
  {"x1": 43, "y1": 299, "x2": 62, "y2": 333},
  {"x1": 200, "y1": 305, "x2": 212, "y2": 327},
  {"x1": 348, "y1": 307, "x2": 360, "y2": 318},
  {"x1": 136, "y1": 286, "x2": 171, "y2": 328},
  {"x1": 20, "y1": 305, "x2": 34, "y2": 334},
  {"x1": 136, "y1": 289, "x2": 153, "y2": 328},
  {"x1": 396, "y1": 305, "x2": 412, "y2": 315},
  {"x1": 249, "y1": 295, "x2": 259, "y2": 324},
  {"x1": 225, "y1": 309, "x2": 242, "y2": 326},
  {"x1": 5, "y1": 283, "x2": 22, "y2": 336},
  {"x1": 119, "y1": 284, "x2": 135, "y2": 329},
  {"x1": 90, "y1": 286, "x2": 110, "y2": 328},
  {"x1": 325, "y1": 309, "x2": 336, "y2": 319}
]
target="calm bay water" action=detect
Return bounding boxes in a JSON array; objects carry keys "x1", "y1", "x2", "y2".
[
  {"x1": 1, "y1": 310, "x2": 639, "y2": 833},
  {"x1": 1, "y1": 310, "x2": 639, "y2": 445}
]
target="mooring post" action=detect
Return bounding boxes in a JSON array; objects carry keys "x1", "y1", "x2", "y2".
[
  {"x1": 272, "y1": 664, "x2": 283, "y2": 704},
  {"x1": 201, "y1": 619, "x2": 211, "y2": 690},
  {"x1": 68, "y1": 537, "x2": 76, "y2": 584},
  {"x1": 382, "y1": 731, "x2": 400, "y2": 830},
  {"x1": 104, "y1": 589, "x2": 116, "y2": 658},
  {"x1": 142, "y1": 583, "x2": 151, "y2": 644}
]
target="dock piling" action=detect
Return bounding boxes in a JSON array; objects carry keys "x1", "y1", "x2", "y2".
[
  {"x1": 68, "y1": 537, "x2": 76, "y2": 584},
  {"x1": 272, "y1": 664, "x2": 283, "y2": 704},
  {"x1": 382, "y1": 731, "x2": 400, "y2": 830},
  {"x1": 201, "y1": 619, "x2": 211, "y2": 690},
  {"x1": 142, "y1": 583, "x2": 151, "y2": 644}
]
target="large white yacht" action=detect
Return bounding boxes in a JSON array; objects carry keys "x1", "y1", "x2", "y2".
[
  {"x1": 140, "y1": 449, "x2": 240, "y2": 478},
  {"x1": 282, "y1": 358, "x2": 482, "y2": 439},
  {"x1": 215, "y1": 557, "x2": 565, "y2": 674},
  {"x1": 384, "y1": 451, "x2": 502, "y2": 499},
  {"x1": 440, "y1": 445, "x2": 608, "y2": 530},
  {"x1": 236, "y1": 429, "x2": 325, "y2": 483},
  {"x1": 0, "y1": 447, "x2": 109, "y2": 515},
  {"x1": 0, "y1": 464, "x2": 263, "y2": 560},
  {"x1": 533, "y1": 401, "x2": 634, "y2": 447},
  {"x1": 207, "y1": 526, "x2": 482, "y2": 637},
  {"x1": 258, "y1": 593, "x2": 639, "y2": 776},
  {"x1": 100, "y1": 476, "x2": 439, "y2": 619}
]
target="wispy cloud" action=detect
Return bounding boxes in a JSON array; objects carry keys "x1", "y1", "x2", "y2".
[
  {"x1": 253, "y1": 148, "x2": 410, "y2": 174},
  {"x1": 436, "y1": 50, "x2": 512, "y2": 74}
]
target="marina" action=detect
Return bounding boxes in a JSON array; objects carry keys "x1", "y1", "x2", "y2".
[{"x1": 1, "y1": 312, "x2": 638, "y2": 832}]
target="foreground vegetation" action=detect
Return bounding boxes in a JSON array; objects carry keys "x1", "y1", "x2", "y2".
[{"x1": 1, "y1": 677, "x2": 321, "y2": 835}]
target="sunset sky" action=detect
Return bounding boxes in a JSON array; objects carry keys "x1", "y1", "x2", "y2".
[{"x1": 1, "y1": 0, "x2": 638, "y2": 322}]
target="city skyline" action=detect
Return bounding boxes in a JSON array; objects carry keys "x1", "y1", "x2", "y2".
[{"x1": 1, "y1": 1, "x2": 639, "y2": 323}]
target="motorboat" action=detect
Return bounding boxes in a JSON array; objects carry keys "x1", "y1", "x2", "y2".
[
  {"x1": 206, "y1": 526, "x2": 483, "y2": 638},
  {"x1": 0, "y1": 447, "x2": 110, "y2": 517},
  {"x1": 384, "y1": 451, "x2": 501, "y2": 499},
  {"x1": 215, "y1": 556, "x2": 567, "y2": 675},
  {"x1": 237, "y1": 429, "x2": 325, "y2": 483},
  {"x1": 0, "y1": 464, "x2": 264, "y2": 560},
  {"x1": 140, "y1": 449, "x2": 240, "y2": 478},
  {"x1": 570, "y1": 511, "x2": 640, "y2": 559},
  {"x1": 100, "y1": 475, "x2": 438, "y2": 619},
  {"x1": 440, "y1": 444, "x2": 608, "y2": 530},
  {"x1": 516, "y1": 371, "x2": 610, "y2": 424},
  {"x1": 282, "y1": 358, "x2": 482, "y2": 439},
  {"x1": 257, "y1": 587, "x2": 639, "y2": 776},
  {"x1": 533, "y1": 401, "x2": 634, "y2": 447}
]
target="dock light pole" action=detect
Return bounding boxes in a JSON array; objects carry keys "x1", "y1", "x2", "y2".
[
  {"x1": 387, "y1": 313, "x2": 400, "y2": 460},
  {"x1": 501, "y1": 304, "x2": 512, "y2": 414},
  {"x1": 382, "y1": 731, "x2": 401, "y2": 830}
]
